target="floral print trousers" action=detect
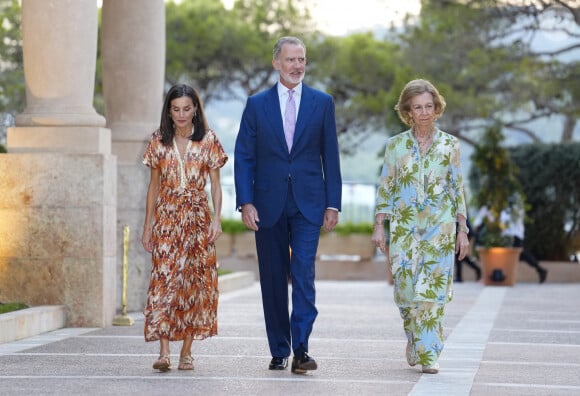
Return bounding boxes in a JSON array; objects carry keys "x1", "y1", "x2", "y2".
[{"x1": 400, "y1": 302, "x2": 445, "y2": 367}]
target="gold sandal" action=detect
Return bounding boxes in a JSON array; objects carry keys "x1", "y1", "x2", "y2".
[
  {"x1": 153, "y1": 354, "x2": 171, "y2": 372},
  {"x1": 178, "y1": 355, "x2": 194, "y2": 370}
]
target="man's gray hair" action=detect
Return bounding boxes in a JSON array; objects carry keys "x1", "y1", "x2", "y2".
[{"x1": 273, "y1": 36, "x2": 306, "y2": 60}]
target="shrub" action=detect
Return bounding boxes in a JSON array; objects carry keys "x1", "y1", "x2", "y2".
[
  {"x1": 221, "y1": 218, "x2": 248, "y2": 234},
  {"x1": 0, "y1": 302, "x2": 28, "y2": 314},
  {"x1": 331, "y1": 221, "x2": 374, "y2": 236},
  {"x1": 509, "y1": 142, "x2": 580, "y2": 260}
]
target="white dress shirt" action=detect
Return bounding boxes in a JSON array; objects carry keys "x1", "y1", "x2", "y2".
[{"x1": 277, "y1": 81, "x2": 301, "y2": 122}]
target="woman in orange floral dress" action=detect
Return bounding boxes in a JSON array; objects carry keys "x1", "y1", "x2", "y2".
[{"x1": 141, "y1": 84, "x2": 228, "y2": 372}]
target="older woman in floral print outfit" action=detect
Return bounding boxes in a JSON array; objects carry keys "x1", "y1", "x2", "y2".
[{"x1": 372, "y1": 79, "x2": 469, "y2": 374}]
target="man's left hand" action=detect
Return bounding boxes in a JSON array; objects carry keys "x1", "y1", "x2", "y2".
[{"x1": 322, "y1": 209, "x2": 338, "y2": 232}]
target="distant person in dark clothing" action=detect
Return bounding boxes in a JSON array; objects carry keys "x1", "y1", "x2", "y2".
[{"x1": 500, "y1": 196, "x2": 548, "y2": 283}]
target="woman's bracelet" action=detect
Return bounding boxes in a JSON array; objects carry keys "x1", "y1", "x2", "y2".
[{"x1": 458, "y1": 224, "x2": 469, "y2": 234}]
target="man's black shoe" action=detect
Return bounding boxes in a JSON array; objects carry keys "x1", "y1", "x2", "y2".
[
  {"x1": 268, "y1": 357, "x2": 288, "y2": 370},
  {"x1": 291, "y1": 352, "x2": 317, "y2": 374}
]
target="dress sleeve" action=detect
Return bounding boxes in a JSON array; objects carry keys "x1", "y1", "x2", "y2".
[
  {"x1": 207, "y1": 130, "x2": 229, "y2": 169},
  {"x1": 143, "y1": 131, "x2": 161, "y2": 169},
  {"x1": 450, "y1": 138, "x2": 467, "y2": 218},
  {"x1": 375, "y1": 138, "x2": 397, "y2": 218}
]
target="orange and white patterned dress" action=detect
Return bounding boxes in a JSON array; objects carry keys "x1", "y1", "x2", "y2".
[{"x1": 142, "y1": 129, "x2": 228, "y2": 342}]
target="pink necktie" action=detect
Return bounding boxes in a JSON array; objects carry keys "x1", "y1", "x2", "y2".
[{"x1": 284, "y1": 89, "x2": 296, "y2": 152}]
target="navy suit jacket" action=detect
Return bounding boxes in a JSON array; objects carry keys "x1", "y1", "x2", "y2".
[{"x1": 235, "y1": 83, "x2": 342, "y2": 228}]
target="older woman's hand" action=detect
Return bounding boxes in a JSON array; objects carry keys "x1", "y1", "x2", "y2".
[
  {"x1": 371, "y1": 225, "x2": 387, "y2": 253},
  {"x1": 455, "y1": 232, "x2": 470, "y2": 260}
]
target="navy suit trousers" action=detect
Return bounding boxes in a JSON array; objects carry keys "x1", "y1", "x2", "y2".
[{"x1": 255, "y1": 183, "x2": 319, "y2": 358}]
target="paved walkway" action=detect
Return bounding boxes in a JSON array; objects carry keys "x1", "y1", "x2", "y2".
[{"x1": 1, "y1": 281, "x2": 579, "y2": 395}]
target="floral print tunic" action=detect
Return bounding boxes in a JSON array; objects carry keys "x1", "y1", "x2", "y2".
[
  {"x1": 142, "y1": 129, "x2": 228, "y2": 342},
  {"x1": 376, "y1": 129, "x2": 466, "y2": 307}
]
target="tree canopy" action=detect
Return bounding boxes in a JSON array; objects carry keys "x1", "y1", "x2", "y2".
[
  {"x1": 0, "y1": 0, "x2": 577, "y2": 148},
  {"x1": 0, "y1": 0, "x2": 24, "y2": 115},
  {"x1": 308, "y1": 33, "x2": 402, "y2": 154},
  {"x1": 165, "y1": 0, "x2": 316, "y2": 103},
  {"x1": 396, "y1": 0, "x2": 579, "y2": 144}
]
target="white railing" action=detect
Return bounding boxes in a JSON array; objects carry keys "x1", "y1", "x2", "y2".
[{"x1": 219, "y1": 181, "x2": 377, "y2": 224}]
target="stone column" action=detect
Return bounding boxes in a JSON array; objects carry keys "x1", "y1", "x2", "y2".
[
  {"x1": 8, "y1": 0, "x2": 110, "y2": 154},
  {"x1": 101, "y1": 0, "x2": 165, "y2": 311},
  {"x1": 1, "y1": 0, "x2": 117, "y2": 327},
  {"x1": 102, "y1": 0, "x2": 165, "y2": 163}
]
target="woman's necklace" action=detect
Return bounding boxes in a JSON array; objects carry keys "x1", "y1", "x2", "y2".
[
  {"x1": 175, "y1": 127, "x2": 193, "y2": 138},
  {"x1": 173, "y1": 127, "x2": 194, "y2": 161},
  {"x1": 413, "y1": 127, "x2": 435, "y2": 156},
  {"x1": 173, "y1": 127, "x2": 193, "y2": 191}
]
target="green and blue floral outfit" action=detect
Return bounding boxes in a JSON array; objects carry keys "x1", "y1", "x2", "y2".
[{"x1": 376, "y1": 128, "x2": 467, "y2": 367}]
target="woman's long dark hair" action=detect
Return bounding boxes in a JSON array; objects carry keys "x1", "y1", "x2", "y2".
[{"x1": 159, "y1": 84, "x2": 208, "y2": 145}]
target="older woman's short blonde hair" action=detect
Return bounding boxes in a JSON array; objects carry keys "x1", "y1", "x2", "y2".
[{"x1": 394, "y1": 79, "x2": 446, "y2": 127}]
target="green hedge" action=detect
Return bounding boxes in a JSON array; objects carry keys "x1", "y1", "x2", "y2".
[
  {"x1": 221, "y1": 218, "x2": 248, "y2": 234},
  {"x1": 509, "y1": 143, "x2": 580, "y2": 260},
  {"x1": 331, "y1": 221, "x2": 374, "y2": 236},
  {"x1": 221, "y1": 219, "x2": 374, "y2": 236},
  {"x1": 0, "y1": 302, "x2": 28, "y2": 314}
]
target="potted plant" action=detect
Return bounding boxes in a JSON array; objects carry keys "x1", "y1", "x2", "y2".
[{"x1": 469, "y1": 124, "x2": 524, "y2": 286}]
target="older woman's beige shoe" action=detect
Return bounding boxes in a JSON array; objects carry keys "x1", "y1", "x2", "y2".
[
  {"x1": 406, "y1": 341, "x2": 417, "y2": 367},
  {"x1": 421, "y1": 362, "x2": 439, "y2": 374}
]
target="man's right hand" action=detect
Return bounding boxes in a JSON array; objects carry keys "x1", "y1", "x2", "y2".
[{"x1": 241, "y1": 203, "x2": 260, "y2": 231}]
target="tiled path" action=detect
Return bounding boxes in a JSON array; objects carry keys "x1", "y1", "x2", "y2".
[{"x1": 1, "y1": 281, "x2": 579, "y2": 395}]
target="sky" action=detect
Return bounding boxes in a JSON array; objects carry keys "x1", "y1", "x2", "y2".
[
  {"x1": 221, "y1": 0, "x2": 421, "y2": 36},
  {"x1": 309, "y1": 0, "x2": 421, "y2": 36}
]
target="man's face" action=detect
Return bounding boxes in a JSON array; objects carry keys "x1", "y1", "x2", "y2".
[{"x1": 273, "y1": 43, "x2": 306, "y2": 88}]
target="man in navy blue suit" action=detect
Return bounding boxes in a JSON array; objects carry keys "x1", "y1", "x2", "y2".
[{"x1": 234, "y1": 36, "x2": 342, "y2": 374}]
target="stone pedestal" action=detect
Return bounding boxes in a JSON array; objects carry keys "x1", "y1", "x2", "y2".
[
  {"x1": 0, "y1": 154, "x2": 117, "y2": 327},
  {"x1": 7, "y1": 127, "x2": 111, "y2": 154}
]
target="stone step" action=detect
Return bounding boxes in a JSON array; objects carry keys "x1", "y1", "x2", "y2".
[
  {"x1": 0, "y1": 305, "x2": 66, "y2": 344},
  {"x1": 0, "y1": 271, "x2": 256, "y2": 345},
  {"x1": 218, "y1": 270, "x2": 255, "y2": 293}
]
